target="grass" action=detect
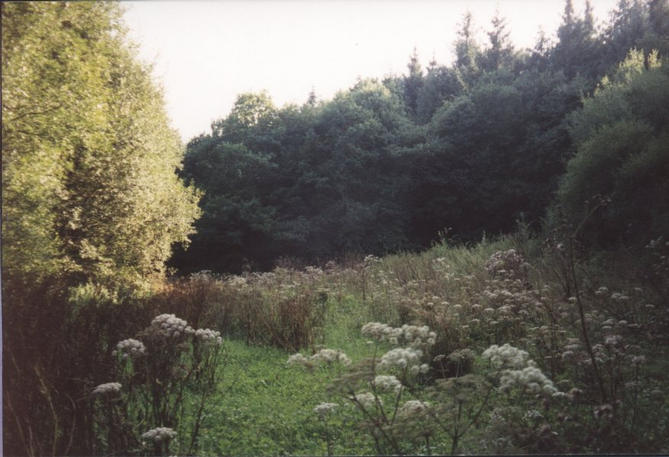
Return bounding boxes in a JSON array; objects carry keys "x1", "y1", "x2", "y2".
[
  {"x1": 169, "y1": 235, "x2": 669, "y2": 455},
  {"x1": 197, "y1": 297, "x2": 378, "y2": 456}
]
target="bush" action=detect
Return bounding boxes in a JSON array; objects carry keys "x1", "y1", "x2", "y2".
[{"x1": 557, "y1": 50, "x2": 669, "y2": 247}]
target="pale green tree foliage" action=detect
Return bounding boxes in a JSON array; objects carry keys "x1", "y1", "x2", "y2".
[{"x1": 2, "y1": 2, "x2": 200, "y2": 291}]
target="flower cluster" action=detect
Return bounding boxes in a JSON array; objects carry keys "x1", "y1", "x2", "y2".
[
  {"x1": 398, "y1": 400, "x2": 430, "y2": 418},
  {"x1": 313, "y1": 402, "x2": 338, "y2": 418},
  {"x1": 112, "y1": 338, "x2": 146, "y2": 358},
  {"x1": 149, "y1": 314, "x2": 193, "y2": 339},
  {"x1": 287, "y1": 353, "x2": 309, "y2": 366},
  {"x1": 141, "y1": 426, "x2": 177, "y2": 443},
  {"x1": 485, "y1": 249, "x2": 528, "y2": 280},
  {"x1": 312, "y1": 348, "x2": 352, "y2": 365},
  {"x1": 92, "y1": 382, "x2": 121, "y2": 395},
  {"x1": 378, "y1": 347, "x2": 428, "y2": 374},
  {"x1": 482, "y1": 344, "x2": 561, "y2": 397},
  {"x1": 482, "y1": 344, "x2": 530, "y2": 369},
  {"x1": 287, "y1": 348, "x2": 351, "y2": 367},
  {"x1": 351, "y1": 392, "x2": 378, "y2": 409},
  {"x1": 499, "y1": 366, "x2": 558, "y2": 395},
  {"x1": 194, "y1": 328, "x2": 223, "y2": 346},
  {"x1": 361, "y1": 322, "x2": 436, "y2": 347},
  {"x1": 373, "y1": 375, "x2": 403, "y2": 393}
]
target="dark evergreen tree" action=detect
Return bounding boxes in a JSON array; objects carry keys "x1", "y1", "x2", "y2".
[
  {"x1": 479, "y1": 11, "x2": 515, "y2": 72},
  {"x1": 403, "y1": 47, "x2": 424, "y2": 119},
  {"x1": 552, "y1": 0, "x2": 603, "y2": 83},
  {"x1": 454, "y1": 12, "x2": 482, "y2": 88}
]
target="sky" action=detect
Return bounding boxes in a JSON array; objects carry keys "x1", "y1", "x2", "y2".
[{"x1": 122, "y1": 0, "x2": 619, "y2": 143}]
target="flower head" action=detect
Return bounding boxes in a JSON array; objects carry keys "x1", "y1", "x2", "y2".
[
  {"x1": 194, "y1": 328, "x2": 223, "y2": 346},
  {"x1": 313, "y1": 402, "x2": 338, "y2": 418},
  {"x1": 373, "y1": 375, "x2": 402, "y2": 393},
  {"x1": 148, "y1": 314, "x2": 192, "y2": 339},
  {"x1": 113, "y1": 338, "x2": 146, "y2": 358},
  {"x1": 92, "y1": 382, "x2": 121, "y2": 395},
  {"x1": 142, "y1": 427, "x2": 177, "y2": 443},
  {"x1": 482, "y1": 344, "x2": 530, "y2": 369},
  {"x1": 351, "y1": 392, "x2": 378, "y2": 409},
  {"x1": 398, "y1": 400, "x2": 430, "y2": 418},
  {"x1": 378, "y1": 347, "x2": 423, "y2": 371}
]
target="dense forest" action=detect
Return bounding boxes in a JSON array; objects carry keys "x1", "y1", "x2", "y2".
[
  {"x1": 170, "y1": 0, "x2": 669, "y2": 273},
  {"x1": 2, "y1": 1, "x2": 669, "y2": 456}
]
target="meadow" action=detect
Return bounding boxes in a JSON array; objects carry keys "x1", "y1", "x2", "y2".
[
  {"x1": 88, "y1": 232, "x2": 669, "y2": 455},
  {"x1": 4, "y1": 2, "x2": 669, "y2": 455}
]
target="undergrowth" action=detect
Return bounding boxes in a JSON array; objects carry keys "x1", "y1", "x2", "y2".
[{"x1": 84, "y1": 233, "x2": 669, "y2": 455}]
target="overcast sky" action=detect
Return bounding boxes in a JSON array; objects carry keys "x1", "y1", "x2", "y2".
[{"x1": 122, "y1": 0, "x2": 618, "y2": 143}]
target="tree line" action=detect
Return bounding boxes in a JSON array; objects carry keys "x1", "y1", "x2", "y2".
[{"x1": 171, "y1": 0, "x2": 669, "y2": 274}]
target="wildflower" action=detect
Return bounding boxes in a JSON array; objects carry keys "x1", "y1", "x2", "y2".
[
  {"x1": 604, "y1": 335, "x2": 623, "y2": 346},
  {"x1": 352, "y1": 392, "x2": 378, "y2": 409},
  {"x1": 113, "y1": 338, "x2": 146, "y2": 358},
  {"x1": 149, "y1": 314, "x2": 191, "y2": 339},
  {"x1": 610, "y1": 292, "x2": 629, "y2": 302},
  {"x1": 287, "y1": 353, "x2": 309, "y2": 366},
  {"x1": 311, "y1": 348, "x2": 351, "y2": 366},
  {"x1": 398, "y1": 400, "x2": 430, "y2": 418},
  {"x1": 373, "y1": 375, "x2": 403, "y2": 393},
  {"x1": 378, "y1": 347, "x2": 422, "y2": 371},
  {"x1": 482, "y1": 344, "x2": 530, "y2": 369},
  {"x1": 142, "y1": 427, "x2": 177, "y2": 443},
  {"x1": 499, "y1": 366, "x2": 558, "y2": 395},
  {"x1": 361, "y1": 322, "x2": 435, "y2": 348},
  {"x1": 194, "y1": 328, "x2": 223, "y2": 346},
  {"x1": 595, "y1": 286, "x2": 609, "y2": 297},
  {"x1": 313, "y1": 402, "x2": 338, "y2": 418},
  {"x1": 287, "y1": 349, "x2": 350, "y2": 367},
  {"x1": 92, "y1": 382, "x2": 121, "y2": 395}
]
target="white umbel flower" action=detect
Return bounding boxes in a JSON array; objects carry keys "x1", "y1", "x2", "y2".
[
  {"x1": 286, "y1": 349, "x2": 351, "y2": 367},
  {"x1": 482, "y1": 344, "x2": 530, "y2": 369},
  {"x1": 378, "y1": 347, "x2": 423, "y2": 370},
  {"x1": 398, "y1": 400, "x2": 430, "y2": 418},
  {"x1": 311, "y1": 348, "x2": 351, "y2": 366},
  {"x1": 92, "y1": 382, "x2": 121, "y2": 395},
  {"x1": 361, "y1": 322, "x2": 436, "y2": 348},
  {"x1": 113, "y1": 338, "x2": 146, "y2": 358},
  {"x1": 150, "y1": 314, "x2": 191, "y2": 339},
  {"x1": 313, "y1": 402, "x2": 338, "y2": 418},
  {"x1": 287, "y1": 353, "x2": 310, "y2": 366},
  {"x1": 194, "y1": 328, "x2": 223, "y2": 346},
  {"x1": 142, "y1": 426, "x2": 177, "y2": 443},
  {"x1": 352, "y1": 392, "x2": 379, "y2": 409},
  {"x1": 373, "y1": 375, "x2": 403, "y2": 393},
  {"x1": 499, "y1": 366, "x2": 558, "y2": 395}
]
